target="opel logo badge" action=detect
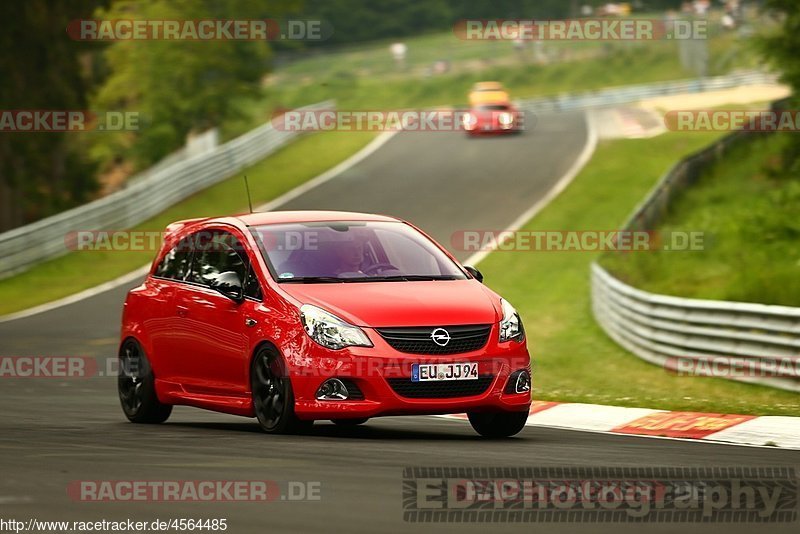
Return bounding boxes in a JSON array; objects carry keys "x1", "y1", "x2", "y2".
[{"x1": 431, "y1": 328, "x2": 451, "y2": 347}]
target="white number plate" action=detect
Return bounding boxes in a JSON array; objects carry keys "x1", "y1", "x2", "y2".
[{"x1": 411, "y1": 363, "x2": 478, "y2": 382}]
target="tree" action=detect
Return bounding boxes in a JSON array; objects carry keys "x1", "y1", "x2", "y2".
[
  {"x1": 0, "y1": 0, "x2": 104, "y2": 231},
  {"x1": 92, "y1": 0, "x2": 298, "y2": 169},
  {"x1": 761, "y1": 0, "x2": 800, "y2": 167}
]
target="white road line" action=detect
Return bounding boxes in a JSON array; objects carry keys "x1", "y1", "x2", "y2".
[
  {"x1": 522, "y1": 402, "x2": 663, "y2": 432},
  {"x1": 437, "y1": 403, "x2": 800, "y2": 450},
  {"x1": 463, "y1": 111, "x2": 598, "y2": 266},
  {"x1": 0, "y1": 112, "x2": 592, "y2": 320},
  {"x1": 0, "y1": 496, "x2": 33, "y2": 504},
  {"x1": 0, "y1": 131, "x2": 399, "y2": 324},
  {"x1": 0, "y1": 265, "x2": 150, "y2": 324}
]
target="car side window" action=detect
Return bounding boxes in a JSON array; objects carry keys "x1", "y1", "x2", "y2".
[
  {"x1": 187, "y1": 230, "x2": 262, "y2": 300},
  {"x1": 153, "y1": 236, "x2": 193, "y2": 281}
]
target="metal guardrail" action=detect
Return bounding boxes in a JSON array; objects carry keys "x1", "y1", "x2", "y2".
[
  {"x1": 0, "y1": 101, "x2": 334, "y2": 279},
  {"x1": 0, "y1": 70, "x2": 779, "y2": 278},
  {"x1": 517, "y1": 70, "x2": 778, "y2": 113},
  {"x1": 592, "y1": 264, "x2": 800, "y2": 392},
  {"x1": 591, "y1": 98, "x2": 800, "y2": 393}
]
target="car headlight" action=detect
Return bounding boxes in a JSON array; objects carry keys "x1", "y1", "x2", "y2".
[
  {"x1": 300, "y1": 304, "x2": 373, "y2": 350},
  {"x1": 499, "y1": 298, "x2": 523, "y2": 342},
  {"x1": 498, "y1": 112, "x2": 514, "y2": 125}
]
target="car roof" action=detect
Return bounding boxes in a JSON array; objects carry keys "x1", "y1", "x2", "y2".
[
  {"x1": 168, "y1": 210, "x2": 402, "y2": 233},
  {"x1": 469, "y1": 91, "x2": 510, "y2": 106},
  {"x1": 234, "y1": 210, "x2": 400, "y2": 225}
]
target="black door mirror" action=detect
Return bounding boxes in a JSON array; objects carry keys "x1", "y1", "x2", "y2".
[
  {"x1": 210, "y1": 271, "x2": 244, "y2": 303},
  {"x1": 463, "y1": 265, "x2": 484, "y2": 283}
]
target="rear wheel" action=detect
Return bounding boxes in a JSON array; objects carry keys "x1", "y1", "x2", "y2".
[
  {"x1": 331, "y1": 418, "x2": 369, "y2": 426},
  {"x1": 251, "y1": 346, "x2": 312, "y2": 434},
  {"x1": 467, "y1": 411, "x2": 528, "y2": 438},
  {"x1": 118, "y1": 339, "x2": 172, "y2": 424}
]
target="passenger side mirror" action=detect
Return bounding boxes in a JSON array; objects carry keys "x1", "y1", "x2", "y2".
[
  {"x1": 210, "y1": 271, "x2": 245, "y2": 303},
  {"x1": 463, "y1": 265, "x2": 484, "y2": 283}
]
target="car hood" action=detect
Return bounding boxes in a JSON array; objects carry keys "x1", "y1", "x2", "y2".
[{"x1": 279, "y1": 280, "x2": 500, "y2": 327}]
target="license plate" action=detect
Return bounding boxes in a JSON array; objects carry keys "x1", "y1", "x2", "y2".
[{"x1": 411, "y1": 363, "x2": 478, "y2": 382}]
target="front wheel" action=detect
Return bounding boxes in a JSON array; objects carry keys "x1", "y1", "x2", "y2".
[
  {"x1": 251, "y1": 346, "x2": 312, "y2": 434},
  {"x1": 118, "y1": 339, "x2": 172, "y2": 424},
  {"x1": 467, "y1": 411, "x2": 528, "y2": 438}
]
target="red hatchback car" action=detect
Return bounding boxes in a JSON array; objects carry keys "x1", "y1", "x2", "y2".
[
  {"x1": 462, "y1": 103, "x2": 524, "y2": 136},
  {"x1": 119, "y1": 211, "x2": 532, "y2": 437}
]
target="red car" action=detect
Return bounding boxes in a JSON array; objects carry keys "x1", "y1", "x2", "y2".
[
  {"x1": 118, "y1": 211, "x2": 531, "y2": 437},
  {"x1": 462, "y1": 103, "x2": 524, "y2": 136}
]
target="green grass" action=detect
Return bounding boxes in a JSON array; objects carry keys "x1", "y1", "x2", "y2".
[
  {"x1": 601, "y1": 133, "x2": 800, "y2": 306},
  {"x1": 0, "y1": 131, "x2": 377, "y2": 316},
  {"x1": 223, "y1": 28, "x2": 764, "y2": 138},
  {"x1": 477, "y1": 131, "x2": 800, "y2": 416},
  {"x1": 6, "y1": 25, "x2": 757, "y2": 315}
]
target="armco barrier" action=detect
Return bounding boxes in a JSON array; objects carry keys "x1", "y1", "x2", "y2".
[
  {"x1": 591, "y1": 98, "x2": 800, "y2": 392},
  {"x1": 592, "y1": 263, "x2": 800, "y2": 392},
  {"x1": 0, "y1": 70, "x2": 779, "y2": 278},
  {"x1": 516, "y1": 70, "x2": 777, "y2": 113},
  {"x1": 0, "y1": 101, "x2": 333, "y2": 278}
]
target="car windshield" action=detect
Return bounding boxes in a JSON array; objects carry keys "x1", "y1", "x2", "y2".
[{"x1": 251, "y1": 221, "x2": 467, "y2": 283}]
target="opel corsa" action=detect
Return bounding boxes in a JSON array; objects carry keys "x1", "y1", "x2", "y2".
[{"x1": 119, "y1": 211, "x2": 532, "y2": 437}]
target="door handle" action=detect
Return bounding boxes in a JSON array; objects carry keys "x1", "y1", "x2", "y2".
[
  {"x1": 177, "y1": 305, "x2": 189, "y2": 318},
  {"x1": 245, "y1": 318, "x2": 257, "y2": 327}
]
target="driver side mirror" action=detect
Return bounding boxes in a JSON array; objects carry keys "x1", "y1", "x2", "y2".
[
  {"x1": 210, "y1": 271, "x2": 245, "y2": 303},
  {"x1": 463, "y1": 265, "x2": 484, "y2": 283}
]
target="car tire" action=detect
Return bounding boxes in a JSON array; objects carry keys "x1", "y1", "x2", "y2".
[
  {"x1": 467, "y1": 410, "x2": 528, "y2": 438},
  {"x1": 118, "y1": 338, "x2": 172, "y2": 424},
  {"x1": 331, "y1": 418, "x2": 369, "y2": 426},
  {"x1": 251, "y1": 346, "x2": 312, "y2": 435}
]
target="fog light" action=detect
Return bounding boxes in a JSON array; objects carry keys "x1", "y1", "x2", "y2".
[
  {"x1": 316, "y1": 378, "x2": 349, "y2": 401},
  {"x1": 515, "y1": 370, "x2": 531, "y2": 394},
  {"x1": 504, "y1": 370, "x2": 531, "y2": 394}
]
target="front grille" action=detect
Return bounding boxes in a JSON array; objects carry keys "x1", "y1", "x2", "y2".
[
  {"x1": 387, "y1": 375, "x2": 494, "y2": 399},
  {"x1": 376, "y1": 324, "x2": 491, "y2": 355}
]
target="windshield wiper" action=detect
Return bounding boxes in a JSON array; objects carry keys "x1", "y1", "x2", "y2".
[
  {"x1": 280, "y1": 275, "x2": 462, "y2": 283},
  {"x1": 280, "y1": 276, "x2": 388, "y2": 283},
  {"x1": 280, "y1": 276, "x2": 348, "y2": 283},
  {"x1": 369, "y1": 275, "x2": 462, "y2": 282}
]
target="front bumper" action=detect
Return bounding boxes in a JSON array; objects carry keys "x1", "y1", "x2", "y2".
[
  {"x1": 466, "y1": 122, "x2": 520, "y2": 135},
  {"x1": 285, "y1": 325, "x2": 532, "y2": 420}
]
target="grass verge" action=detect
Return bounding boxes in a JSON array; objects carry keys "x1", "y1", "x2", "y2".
[
  {"x1": 478, "y1": 131, "x2": 800, "y2": 416},
  {"x1": 224, "y1": 30, "x2": 761, "y2": 138},
  {"x1": 600, "y1": 133, "x2": 800, "y2": 306},
  {"x1": 0, "y1": 131, "x2": 377, "y2": 316}
]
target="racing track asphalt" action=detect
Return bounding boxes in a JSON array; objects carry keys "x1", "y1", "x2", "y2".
[{"x1": 0, "y1": 111, "x2": 797, "y2": 534}]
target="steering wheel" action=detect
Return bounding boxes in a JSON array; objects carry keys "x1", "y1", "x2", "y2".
[{"x1": 362, "y1": 262, "x2": 400, "y2": 275}]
